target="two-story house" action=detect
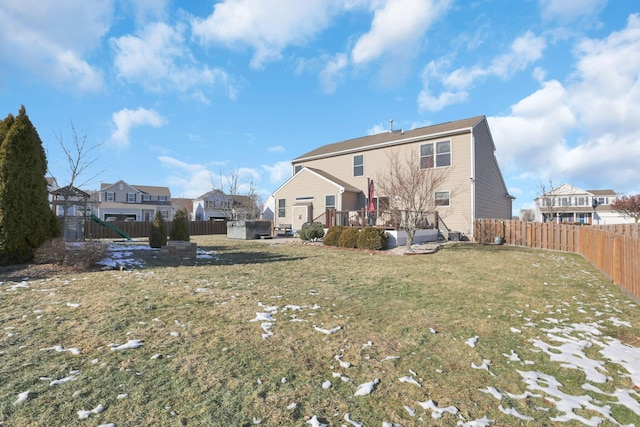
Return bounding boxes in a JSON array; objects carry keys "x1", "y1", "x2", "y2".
[
  {"x1": 96, "y1": 180, "x2": 172, "y2": 221},
  {"x1": 193, "y1": 190, "x2": 260, "y2": 221},
  {"x1": 272, "y1": 115, "x2": 513, "y2": 237},
  {"x1": 534, "y1": 184, "x2": 630, "y2": 225}
]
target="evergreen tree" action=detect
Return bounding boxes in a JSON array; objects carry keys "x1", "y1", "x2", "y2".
[
  {"x1": 170, "y1": 208, "x2": 190, "y2": 242},
  {"x1": 149, "y1": 210, "x2": 168, "y2": 248},
  {"x1": 0, "y1": 106, "x2": 57, "y2": 264}
]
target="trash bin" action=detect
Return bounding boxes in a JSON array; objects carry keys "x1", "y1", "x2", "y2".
[
  {"x1": 494, "y1": 236, "x2": 504, "y2": 245},
  {"x1": 449, "y1": 231, "x2": 461, "y2": 241}
]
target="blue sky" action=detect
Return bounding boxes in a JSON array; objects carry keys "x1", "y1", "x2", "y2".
[{"x1": 1, "y1": 0, "x2": 638, "y2": 215}]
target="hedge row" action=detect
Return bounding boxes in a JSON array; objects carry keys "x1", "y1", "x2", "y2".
[{"x1": 322, "y1": 226, "x2": 388, "y2": 250}]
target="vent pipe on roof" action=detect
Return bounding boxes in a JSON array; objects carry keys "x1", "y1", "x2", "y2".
[{"x1": 389, "y1": 119, "x2": 393, "y2": 133}]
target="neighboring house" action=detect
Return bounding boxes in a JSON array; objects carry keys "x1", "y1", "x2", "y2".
[
  {"x1": 171, "y1": 198, "x2": 194, "y2": 220},
  {"x1": 534, "y1": 184, "x2": 630, "y2": 225},
  {"x1": 272, "y1": 115, "x2": 513, "y2": 236},
  {"x1": 261, "y1": 195, "x2": 275, "y2": 221},
  {"x1": 193, "y1": 190, "x2": 259, "y2": 221},
  {"x1": 96, "y1": 180, "x2": 172, "y2": 221}
]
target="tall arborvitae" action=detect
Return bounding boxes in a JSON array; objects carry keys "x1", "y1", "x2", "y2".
[{"x1": 0, "y1": 106, "x2": 58, "y2": 265}]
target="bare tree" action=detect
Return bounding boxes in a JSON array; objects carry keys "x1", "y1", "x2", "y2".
[
  {"x1": 520, "y1": 208, "x2": 535, "y2": 222},
  {"x1": 53, "y1": 122, "x2": 103, "y2": 239},
  {"x1": 209, "y1": 168, "x2": 261, "y2": 221},
  {"x1": 376, "y1": 149, "x2": 449, "y2": 250},
  {"x1": 537, "y1": 180, "x2": 559, "y2": 223},
  {"x1": 611, "y1": 193, "x2": 640, "y2": 223}
]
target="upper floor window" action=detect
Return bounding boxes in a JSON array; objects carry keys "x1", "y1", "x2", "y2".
[
  {"x1": 294, "y1": 165, "x2": 302, "y2": 174},
  {"x1": 325, "y1": 195, "x2": 336, "y2": 211},
  {"x1": 420, "y1": 141, "x2": 451, "y2": 169},
  {"x1": 353, "y1": 155, "x2": 364, "y2": 177},
  {"x1": 106, "y1": 191, "x2": 115, "y2": 202},
  {"x1": 142, "y1": 194, "x2": 151, "y2": 201},
  {"x1": 158, "y1": 195, "x2": 168, "y2": 202},
  {"x1": 278, "y1": 199, "x2": 286, "y2": 218},
  {"x1": 435, "y1": 191, "x2": 450, "y2": 207},
  {"x1": 127, "y1": 193, "x2": 135, "y2": 203}
]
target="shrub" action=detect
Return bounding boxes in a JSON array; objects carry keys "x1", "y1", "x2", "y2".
[
  {"x1": 149, "y1": 211, "x2": 168, "y2": 248},
  {"x1": 170, "y1": 208, "x2": 190, "y2": 242},
  {"x1": 34, "y1": 238, "x2": 67, "y2": 265},
  {"x1": 323, "y1": 226, "x2": 346, "y2": 246},
  {"x1": 299, "y1": 222, "x2": 325, "y2": 241},
  {"x1": 338, "y1": 227, "x2": 360, "y2": 248},
  {"x1": 357, "y1": 227, "x2": 389, "y2": 250},
  {"x1": 34, "y1": 239, "x2": 108, "y2": 270}
]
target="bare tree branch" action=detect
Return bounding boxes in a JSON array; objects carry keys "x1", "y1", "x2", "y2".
[{"x1": 376, "y1": 149, "x2": 450, "y2": 250}]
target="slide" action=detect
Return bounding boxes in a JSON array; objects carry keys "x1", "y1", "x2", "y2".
[{"x1": 89, "y1": 214, "x2": 131, "y2": 240}]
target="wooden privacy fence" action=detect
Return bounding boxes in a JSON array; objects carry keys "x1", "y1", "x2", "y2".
[
  {"x1": 474, "y1": 219, "x2": 640, "y2": 301},
  {"x1": 84, "y1": 220, "x2": 228, "y2": 239}
]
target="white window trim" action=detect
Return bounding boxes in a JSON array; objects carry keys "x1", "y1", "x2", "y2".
[
  {"x1": 435, "y1": 190, "x2": 451, "y2": 207},
  {"x1": 353, "y1": 154, "x2": 364, "y2": 177},
  {"x1": 420, "y1": 140, "x2": 452, "y2": 169}
]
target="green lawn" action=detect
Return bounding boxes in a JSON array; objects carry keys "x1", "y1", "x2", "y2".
[{"x1": 1, "y1": 236, "x2": 639, "y2": 426}]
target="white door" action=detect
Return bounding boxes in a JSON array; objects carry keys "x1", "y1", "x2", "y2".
[{"x1": 292, "y1": 204, "x2": 312, "y2": 231}]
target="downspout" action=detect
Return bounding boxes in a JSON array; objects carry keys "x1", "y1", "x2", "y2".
[{"x1": 470, "y1": 132, "x2": 476, "y2": 238}]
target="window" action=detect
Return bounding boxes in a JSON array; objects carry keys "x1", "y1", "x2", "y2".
[
  {"x1": 294, "y1": 165, "x2": 302, "y2": 174},
  {"x1": 127, "y1": 193, "x2": 135, "y2": 203},
  {"x1": 325, "y1": 195, "x2": 336, "y2": 210},
  {"x1": 106, "y1": 192, "x2": 115, "y2": 202},
  {"x1": 353, "y1": 155, "x2": 364, "y2": 177},
  {"x1": 435, "y1": 191, "x2": 450, "y2": 207},
  {"x1": 278, "y1": 199, "x2": 286, "y2": 218},
  {"x1": 142, "y1": 194, "x2": 151, "y2": 201},
  {"x1": 158, "y1": 195, "x2": 168, "y2": 202},
  {"x1": 420, "y1": 141, "x2": 451, "y2": 168}
]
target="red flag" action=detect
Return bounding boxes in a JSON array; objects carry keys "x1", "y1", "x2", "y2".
[{"x1": 368, "y1": 179, "x2": 375, "y2": 212}]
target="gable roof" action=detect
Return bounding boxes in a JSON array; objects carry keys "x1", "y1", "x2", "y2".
[
  {"x1": 294, "y1": 115, "x2": 485, "y2": 162},
  {"x1": 100, "y1": 180, "x2": 171, "y2": 197},
  {"x1": 272, "y1": 166, "x2": 361, "y2": 196}
]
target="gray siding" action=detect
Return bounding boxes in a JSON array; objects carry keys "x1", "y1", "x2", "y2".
[{"x1": 472, "y1": 120, "x2": 512, "y2": 221}]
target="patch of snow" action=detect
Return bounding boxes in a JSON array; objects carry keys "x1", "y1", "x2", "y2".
[
  {"x1": 110, "y1": 339, "x2": 144, "y2": 351},
  {"x1": 78, "y1": 404, "x2": 104, "y2": 419},
  {"x1": 466, "y1": 336, "x2": 479, "y2": 348},
  {"x1": 353, "y1": 378, "x2": 379, "y2": 396},
  {"x1": 13, "y1": 391, "x2": 29, "y2": 405},
  {"x1": 314, "y1": 326, "x2": 341, "y2": 335},
  {"x1": 398, "y1": 376, "x2": 421, "y2": 387},
  {"x1": 417, "y1": 400, "x2": 459, "y2": 419}
]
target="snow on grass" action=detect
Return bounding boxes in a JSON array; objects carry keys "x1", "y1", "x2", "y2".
[
  {"x1": 77, "y1": 403, "x2": 104, "y2": 419},
  {"x1": 417, "y1": 399, "x2": 459, "y2": 419},
  {"x1": 13, "y1": 391, "x2": 29, "y2": 405},
  {"x1": 40, "y1": 345, "x2": 81, "y2": 355},
  {"x1": 109, "y1": 339, "x2": 144, "y2": 351},
  {"x1": 314, "y1": 325, "x2": 341, "y2": 335},
  {"x1": 465, "y1": 336, "x2": 479, "y2": 348},
  {"x1": 353, "y1": 378, "x2": 379, "y2": 396}
]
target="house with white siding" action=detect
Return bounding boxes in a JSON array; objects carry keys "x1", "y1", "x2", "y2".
[
  {"x1": 96, "y1": 180, "x2": 172, "y2": 221},
  {"x1": 272, "y1": 116, "x2": 513, "y2": 239},
  {"x1": 534, "y1": 184, "x2": 631, "y2": 225}
]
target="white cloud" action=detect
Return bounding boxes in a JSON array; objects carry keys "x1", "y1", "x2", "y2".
[
  {"x1": 319, "y1": 53, "x2": 349, "y2": 93},
  {"x1": 418, "y1": 31, "x2": 546, "y2": 111},
  {"x1": 112, "y1": 22, "x2": 236, "y2": 101},
  {"x1": 490, "y1": 14, "x2": 640, "y2": 195},
  {"x1": 263, "y1": 161, "x2": 292, "y2": 185},
  {"x1": 351, "y1": 0, "x2": 452, "y2": 65},
  {"x1": 110, "y1": 108, "x2": 167, "y2": 148},
  {"x1": 192, "y1": 0, "x2": 339, "y2": 69},
  {"x1": 0, "y1": 0, "x2": 112, "y2": 92},
  {"x1": 268, "y1": 146, "x2": 286, "y2": 153},
  {"x1": 539, "y1": 0, "x2": 606, "y2": 23}
]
